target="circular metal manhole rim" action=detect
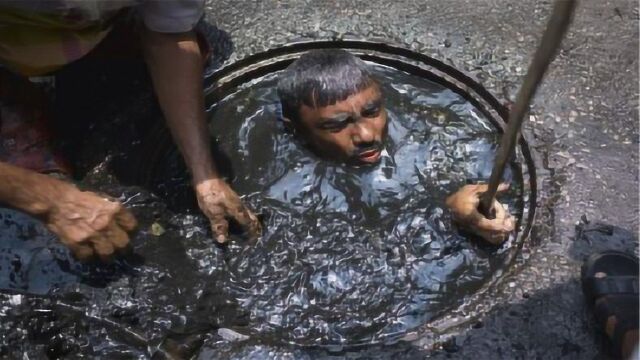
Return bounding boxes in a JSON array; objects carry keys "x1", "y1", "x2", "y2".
[{"x1": 138, "y1": 39, "x2": 537, "y2": 348}]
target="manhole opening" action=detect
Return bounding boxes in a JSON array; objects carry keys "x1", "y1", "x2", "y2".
[{"x1": 131, "y1": 40, "x2": 537, "y2": 348}]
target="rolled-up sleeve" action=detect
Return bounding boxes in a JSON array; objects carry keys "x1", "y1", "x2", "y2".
[{"x1": 141, "y1": 0, "x2": 205, "y2": 33}]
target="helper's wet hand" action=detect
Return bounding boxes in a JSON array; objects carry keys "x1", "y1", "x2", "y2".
[
  {"x1": 47, "y1": 184, "x2": 137, "y2": 261},
  {"x1": 445, "y1": 183, "x2": 515, "y2": 245},
  {"x1": 195, "y1": 178, "x2": 261, "y2": 244}
]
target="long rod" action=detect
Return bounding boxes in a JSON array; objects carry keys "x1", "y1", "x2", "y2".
[{"x1": 480, "y1": 0, "x2": 577, "y2": 217}]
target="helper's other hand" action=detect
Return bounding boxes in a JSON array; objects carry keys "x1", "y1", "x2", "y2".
[
  {"x1": 195, "y1": 178, "x2": 261, "y2": 244},
  {"x1": 46, "y1": 184, "x2": 137, "y2": 261},
  {"x1": 445, "y1": 183, "x2": 515, "y2": 245}
]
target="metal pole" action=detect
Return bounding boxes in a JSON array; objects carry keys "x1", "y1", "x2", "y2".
[{"x1": 479, "y1": 0, "x2": 577, "y2": 218}]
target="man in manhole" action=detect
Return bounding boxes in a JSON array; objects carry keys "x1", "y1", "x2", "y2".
[{"x1": 276, "y1": 49, "x2": 515, "y2": 244}]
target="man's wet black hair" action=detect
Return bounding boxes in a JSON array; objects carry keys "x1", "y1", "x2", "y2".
[{"x1": 277, "y1": 49, "x2": 376, "y2": 121}]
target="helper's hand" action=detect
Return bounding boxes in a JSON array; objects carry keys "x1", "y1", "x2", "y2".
[
  {"x1": 195, "y1": 178, "x2": 261, "y2": 244},
  {"x1": 46, "y1": 184, "x2": 137, "y2": 261},
  {"x1": 445, "y1": 183, "x2": 515, "y2": 245}
]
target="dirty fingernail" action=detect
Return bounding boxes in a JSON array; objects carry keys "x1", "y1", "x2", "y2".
[{"x1": 216, "y1": 234, "x2": 226, "y2": 243}]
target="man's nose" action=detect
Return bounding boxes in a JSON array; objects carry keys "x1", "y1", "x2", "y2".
[{"x1": 353, "y1": 121, "x2": 375, "y2": 144}]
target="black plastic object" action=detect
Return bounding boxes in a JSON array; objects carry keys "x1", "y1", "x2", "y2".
[{"x1": 581, "y1": 251, "x2": 639, "y2": 359}]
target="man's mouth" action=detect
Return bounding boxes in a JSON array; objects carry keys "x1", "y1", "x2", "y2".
[{"x1": 357, "y1": 147, "x2": 382, "y2": 163}]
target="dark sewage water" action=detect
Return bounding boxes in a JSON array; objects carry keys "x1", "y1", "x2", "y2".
[{"x1": 0, "y1": 63, "x2": 523, "y2": 358}]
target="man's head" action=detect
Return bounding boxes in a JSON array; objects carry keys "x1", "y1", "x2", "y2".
[{"x1": 277, "y1": 49, "x2": 387, "y2": 165}]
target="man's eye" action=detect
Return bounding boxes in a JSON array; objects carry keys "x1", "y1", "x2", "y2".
[
  {"x1": 322, "y1": 123, "x2": 348, "y2": 132},
  {"x1": 362, "y1": 107, "x2": 381, "y2": 118}
]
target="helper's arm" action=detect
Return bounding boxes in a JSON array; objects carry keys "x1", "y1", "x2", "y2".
[{"x1": 141, "y1": 29, "x2": 260, "y2": 243}]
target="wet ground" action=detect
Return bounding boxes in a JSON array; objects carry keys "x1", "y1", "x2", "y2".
[{"x1": 0, "y1": 0, "x2": 638, "y2": 359}]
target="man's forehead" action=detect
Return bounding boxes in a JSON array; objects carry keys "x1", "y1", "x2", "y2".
[{"x1": 301, "y1": 85, "x2": 383, "y2": 116}]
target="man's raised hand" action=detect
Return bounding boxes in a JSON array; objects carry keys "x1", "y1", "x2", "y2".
[{"x1": 445, "y1": 183, "x2": 515, "y2": 244}]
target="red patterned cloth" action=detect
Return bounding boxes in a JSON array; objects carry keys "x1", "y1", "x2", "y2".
[{"x1": 0, "y1": 97, "x2": 71, "y2": 175}]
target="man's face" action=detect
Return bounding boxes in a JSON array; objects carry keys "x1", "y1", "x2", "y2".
[{"x1": 292, "y1": 84, "x2": 387, "y2": 165}]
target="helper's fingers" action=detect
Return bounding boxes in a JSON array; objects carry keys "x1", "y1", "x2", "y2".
[
  {"x1": 208, "y1": 206, "x2": 229, "y2": 243},
  {"x1": 90, "y1": 234, "x2": 115, "y2": 262},
  {"x1": 46, "y1": 223, "x2": 95, "y2": 261},
  {"x1": 247, "y1": 210, "x2": 262, "y2": 238},
  {"x1": 229, "y1": 205, "x2": 252, "y2": 230},
  {"x1": 47, "y1": 221, "x2": 94, "y2": 245},
  {"x1": 66, "y1": 240, "x2": 95, "y2": 261},
  {"x1": 211, "y1": 218, "x2": 229, "y2": 244},
  {"x1": 230, "y1": 205, "x2": 262, "y2": 240},
  {"x1": 106, "y1": 222, "x2": 130, "y2": 250},
  {"x1": 115, "y1": 208, "x2": 138, "y2": 232}
]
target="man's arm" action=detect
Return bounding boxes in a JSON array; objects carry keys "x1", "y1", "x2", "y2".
[
  {"x1": 0, "y1": 162, "x2": 136, "y2": 260},
  {"x1": 141, "y1": 28, "x2": 260, "y2": 243}
]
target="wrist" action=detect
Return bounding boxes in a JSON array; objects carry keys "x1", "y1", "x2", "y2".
[
  {"x1": 8, "y1": 173, "x2": 69, "y2": 216},
  {"x1": 192, "y1": 169, "x2": 218, "y2": 186},
  {"x1": 191, "y1": 163, "x2": 224, "y2": 188},
  {"x1": 194, "y1": 177, "x2": 227, "y2": 194},
  {"x1": 33, "y1": 175, "x2": 77, "y2": 214}
]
